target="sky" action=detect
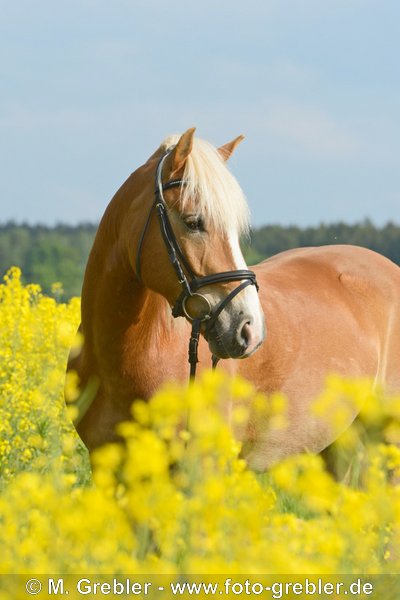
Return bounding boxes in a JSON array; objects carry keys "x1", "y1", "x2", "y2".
[{"x1": 1, "y1": 0, "x2": 399, "y2": 228}]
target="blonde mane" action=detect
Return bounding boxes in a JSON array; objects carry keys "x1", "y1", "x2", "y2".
[{"x1": 162, "y1": 135, "x2": 250, "y2": 236}]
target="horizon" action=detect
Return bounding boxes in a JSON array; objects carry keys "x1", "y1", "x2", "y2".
[{"x1": 1, "y1": 216, "x2": 399, "y2": 231}]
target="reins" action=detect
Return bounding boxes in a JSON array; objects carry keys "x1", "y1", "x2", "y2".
[{"x1": 136, "y1": 149, "x2": 259, "y2": 380}]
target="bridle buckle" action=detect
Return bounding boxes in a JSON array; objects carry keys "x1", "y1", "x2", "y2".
[{"x1": 182, "y1": 293, "x2": 212, "y2": 322}]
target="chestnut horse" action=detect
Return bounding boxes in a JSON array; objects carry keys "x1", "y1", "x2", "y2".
[{"x1": 68, "y1": 128, "x2": 400, "y2": 470}]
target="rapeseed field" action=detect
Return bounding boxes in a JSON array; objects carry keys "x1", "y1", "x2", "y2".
[{"x1": 0, "y1": 267, "x2": 399, "y2": 577}]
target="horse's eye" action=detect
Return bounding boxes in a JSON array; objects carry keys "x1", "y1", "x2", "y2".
[{"x1": 183, "y1": 215, "x2": 205, "y2": 232}]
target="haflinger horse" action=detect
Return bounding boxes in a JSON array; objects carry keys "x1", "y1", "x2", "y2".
[{"x1": 68, "y1": 127, "x2": 400, "y2": 471}]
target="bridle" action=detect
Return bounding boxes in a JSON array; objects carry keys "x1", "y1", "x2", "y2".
[{"x1": 135, "y1": 148, "x2": 259, "y2": 379}]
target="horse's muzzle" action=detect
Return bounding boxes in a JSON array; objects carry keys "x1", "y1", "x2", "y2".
[{"x1": 206, "y1": 314, "x2": 266, "y2": 359}]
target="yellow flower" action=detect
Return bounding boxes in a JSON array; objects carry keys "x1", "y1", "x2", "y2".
[{"x1": 1, "y1": 267, "x2": 400, "y2": 575}]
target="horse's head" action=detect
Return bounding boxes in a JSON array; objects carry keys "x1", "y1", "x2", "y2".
[{"x1": 131, "y1": 128, "x2": 265, "y2": 360}]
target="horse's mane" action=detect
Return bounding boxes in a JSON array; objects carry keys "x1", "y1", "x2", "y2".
[{"x1": 161, "y1": 135, "x2": 250, "y2": 236}]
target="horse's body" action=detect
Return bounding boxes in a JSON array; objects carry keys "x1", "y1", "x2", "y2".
[
  {"x1": 239, "y1": 244, "x2": 400, "y2": 469},
  {"x1": 69, "y1": 129, "x2": 400, "y2": 470}
]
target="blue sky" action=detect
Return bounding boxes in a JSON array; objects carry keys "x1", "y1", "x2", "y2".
[{"x1": 1, "y1": 1, "x2": 399, "y2": 227}]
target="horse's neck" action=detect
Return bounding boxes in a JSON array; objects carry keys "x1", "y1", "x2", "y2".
[
  {"x1": 83, "y1": 237, "x2": 169, "y2": 341},
  {"x1": 81, "y1": 224, "x2": 187, "y2": 382}
]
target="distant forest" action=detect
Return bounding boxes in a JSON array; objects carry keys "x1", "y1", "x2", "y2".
[{"x1": 1, "y1": 220, "x2": 400, "y2": 299}]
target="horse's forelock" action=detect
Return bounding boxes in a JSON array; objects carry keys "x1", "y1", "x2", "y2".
[{"x1": 161, "y1": 135, "x2": 250, "y2": 237}]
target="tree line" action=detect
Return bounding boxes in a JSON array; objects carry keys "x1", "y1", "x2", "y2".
[{"x1": 1, "y1": 220, "x2": 399, "y2": 299}]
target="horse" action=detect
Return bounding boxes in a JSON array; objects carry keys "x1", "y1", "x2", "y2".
[{"x1": 68, "y1": 127, "x2": 400, "y2": 471}]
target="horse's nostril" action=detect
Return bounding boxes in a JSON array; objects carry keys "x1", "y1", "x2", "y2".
[{"x1": 240, "y1": 321, "x2": 252, "y2": 349}]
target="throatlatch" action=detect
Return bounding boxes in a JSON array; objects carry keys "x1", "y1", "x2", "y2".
[{"x1": 136, "y1": 149, "x2": 259, "y2": 380}]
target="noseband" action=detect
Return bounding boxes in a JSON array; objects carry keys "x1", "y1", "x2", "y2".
[{"x1": 136, "y1": 149, "x2": 259, "y2": 379}]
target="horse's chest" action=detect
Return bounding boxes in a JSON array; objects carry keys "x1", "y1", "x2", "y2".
[{"x1": 113, "y1": 336, "x2": 187, "y2": 400}]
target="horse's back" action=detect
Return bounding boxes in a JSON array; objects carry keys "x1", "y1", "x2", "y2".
[
  {"x1": 254, "y1": 244, "x2": 400, "y2": 316},
  {"x1": 253, "y1": 244, "x2": 400, "y2": 379},
  {"x1": 250, "y1": 245, "x2": 400, "y2": 388},
  {"x1": 256, "y1": 244, "x2": 400, "y2": 282}
]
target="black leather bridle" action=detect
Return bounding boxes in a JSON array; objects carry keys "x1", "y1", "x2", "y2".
[{"x1": 135, "y1": 148, "x2": 259, "y2": 379}]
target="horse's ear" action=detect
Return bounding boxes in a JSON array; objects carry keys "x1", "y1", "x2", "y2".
[
  {"x1": 218, "y1": 135, "x2": 245, "y2": 161},
  {"x1": 170, "y1": 127, "x2": 196, "y2": 176}
]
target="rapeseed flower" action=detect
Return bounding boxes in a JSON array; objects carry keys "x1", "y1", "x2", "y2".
[{"x1": 0, "y1": 268, "x2": 400, "y2": 577}]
